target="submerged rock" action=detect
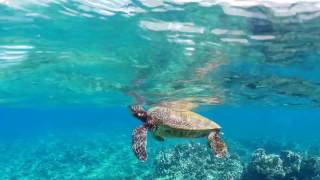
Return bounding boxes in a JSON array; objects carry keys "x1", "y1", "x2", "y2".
[
  {"x1": 299, "y1": 156, "x2": 320, "y2": 180},
  {"x1": 242, "y1": 148, "x2": 320, "y2": 180},
  {"x1": 154, "y1": 143, "x2": 243, "y2": 180},
  {"x1": 280, "y1": 150, "x2": 301, "y2": 179},
  {"x1": 243, "y1": 149, "x2": 285, "y2": 180}
]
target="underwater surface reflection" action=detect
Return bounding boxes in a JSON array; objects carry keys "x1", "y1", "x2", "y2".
[{"x1": 0, "y1": 0, "x2": 320, "y2": 107}]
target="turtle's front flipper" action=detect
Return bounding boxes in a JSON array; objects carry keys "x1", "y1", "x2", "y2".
[
  {"x1": 132, "y1": 125, "x2": 148, "y2": 161},
  {"x1": 208, "y1": 130, "x2": 228, "y2": 158}
]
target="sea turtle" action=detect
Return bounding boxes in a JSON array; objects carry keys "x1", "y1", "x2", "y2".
[{"x1": 129, "y1": 105, "x2": 228, "y2": 161}]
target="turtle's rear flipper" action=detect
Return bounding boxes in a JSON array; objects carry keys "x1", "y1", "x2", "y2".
[
  {"x1": 132, "y1": 125, "x2": 148, "y2": 161},
  {"x1": 208, "y1": 130, "x2": 228, "y2": 158}
]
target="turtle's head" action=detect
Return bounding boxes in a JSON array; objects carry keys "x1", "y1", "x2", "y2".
[{"x1": 129, "y1": 105, "x2": 147, "y2": 122}]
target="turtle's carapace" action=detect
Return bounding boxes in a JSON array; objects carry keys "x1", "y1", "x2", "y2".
[{"x1": 129, "y1": 105, "x2": 228, "y2": 161}]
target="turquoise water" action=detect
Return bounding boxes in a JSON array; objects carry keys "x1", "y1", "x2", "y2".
[{"x1": 1, "y1": 0, "x2": 320, "y2": 179}]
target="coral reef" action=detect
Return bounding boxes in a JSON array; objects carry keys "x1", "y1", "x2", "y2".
[
  {"x1": 243, "y1": 148, "x2": 320, "y2": 180},
  {"x1": 242, "y1": 149, "x2": 285, "y2": 180},
  {"x1": 280, "y1": 150, "x2": 301, "y2": 179},
  {"x1": 154, "y1": 142, "x2": 243, "y2": 180},
  {"x1": 299, "y1": 156, "x2": 320, "y2": 180},
  {"x1": 0, "y1": 133, "x2": 155, "y2": 179},
  {"x1": 1, "y1": 134, "x2": 320, "y2": 180}
]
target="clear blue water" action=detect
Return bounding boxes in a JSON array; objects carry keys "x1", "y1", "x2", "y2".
[{"x1": 1, "y1": 0, "x2": 320, "y2": 179}]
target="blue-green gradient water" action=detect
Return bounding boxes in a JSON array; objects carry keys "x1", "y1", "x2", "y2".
[{"x1": 1, "y1": 0, "x2": 320, "y2": 179}]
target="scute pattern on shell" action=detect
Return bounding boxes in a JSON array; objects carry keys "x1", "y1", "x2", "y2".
[
  {"x1": 148, "y1": 107, "x2": 171, "y2": 122},
  {"x1": 147, "y1": 106, "x2": 221, "y2": 130}
]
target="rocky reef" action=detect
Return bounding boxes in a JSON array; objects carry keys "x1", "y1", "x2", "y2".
[
  {"x1": 1, "y1": 134, "x2": 320, "y2": 180},
  {"x1": 154, "y1": 142, "x2": 320, "y2": 180},
  {"x1": 299, "y1": 156, "x2": 320, "y2": 180},
  {"x1": 243, "y1": 149, "x2": 285, "y2": 179},
  {"x1": 0, "y1": 133, "x2": 155, "y2": 179},
  {"x1": 243, "y1": 148, "x2": 320, "y2": 180},
  {"x1": 154, "y1": 142, "x2": 244, "y2": 180}
]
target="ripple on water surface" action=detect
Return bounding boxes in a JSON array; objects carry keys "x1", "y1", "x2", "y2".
[{"x1": 0, "y1": 0, "x2": 319, "y2": 107}]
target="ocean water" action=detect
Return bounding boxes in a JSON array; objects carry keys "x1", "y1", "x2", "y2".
[{"x1": 1, "y1": 0, "x2": 320, "y2": 179}]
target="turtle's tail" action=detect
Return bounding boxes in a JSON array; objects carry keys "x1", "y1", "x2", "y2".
[{"x1": 208, "y1": 130, "x2": 228, "y2": 158}]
